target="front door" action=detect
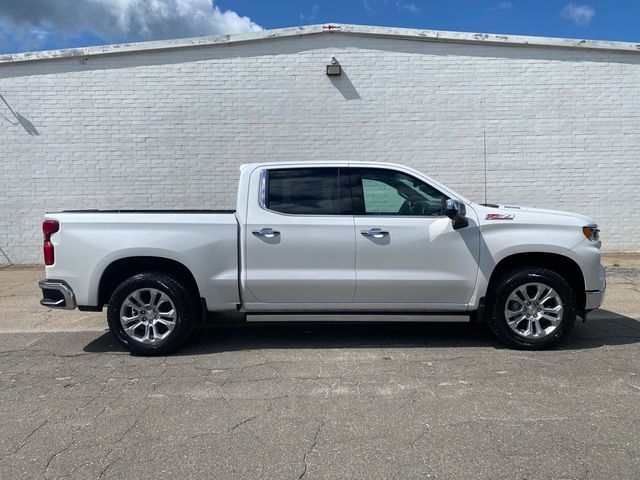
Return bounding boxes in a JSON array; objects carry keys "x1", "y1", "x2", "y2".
[
  {"x1": 351, "y1": 167, "x2": 480, "y2": 307},
  {"x1": 244, "y1": 167, "x2": 356, "y2": 305}
]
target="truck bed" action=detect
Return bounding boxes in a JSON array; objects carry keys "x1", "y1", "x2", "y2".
[{"x1": 43, "y1": 211, "x2": 240, "y2": 311}]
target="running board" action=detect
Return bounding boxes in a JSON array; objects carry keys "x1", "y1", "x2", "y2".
[{"x1": 245, "y1": 313, "x2": 470, "y2": 323}]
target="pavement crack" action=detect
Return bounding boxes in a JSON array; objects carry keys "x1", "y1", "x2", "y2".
[
  {"x1": 98, "y1": 458, "x2": 112, "y2": 480},
  {"x1": 227, "y1": 413, "x2": 260, "y2": 433},
  {"x1": 410, "y1": 424, "x2": 430, "y2": 447},
  {"x1": 299, "y1": 420, "x2": 324, "y2": 480},
  {"x1": 10, "y1": 418, "x2": 48, "y2": 455},
  {"x1": 97, "y1": 406, "x2": 150, "y2": 479},
  {"x1": 43, "y1": 438, "x2": 77, "y2": 478}
]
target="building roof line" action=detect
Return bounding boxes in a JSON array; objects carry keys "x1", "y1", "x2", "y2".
[{"x1": 1, "y1": 23, "x2": 639, "y2": 66}]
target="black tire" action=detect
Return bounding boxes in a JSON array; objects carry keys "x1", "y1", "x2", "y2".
[
  {"x1": 107, "y1": 272, "x2": 197, "y2": 355},
  {"x1": 486, "y1": 267, "x2": 577, "y2": 349}
]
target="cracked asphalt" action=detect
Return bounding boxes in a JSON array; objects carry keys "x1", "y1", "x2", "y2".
[{"x1": 0, "y1": 260, "x2": 639, "y2": 479}]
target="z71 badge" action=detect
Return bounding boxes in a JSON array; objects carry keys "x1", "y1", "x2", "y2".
[{"x1": 486, "y1": 213, "x2": 515, "y2": 220}]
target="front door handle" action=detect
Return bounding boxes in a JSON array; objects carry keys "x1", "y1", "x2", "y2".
[
  {"x1": 360, "y1": 228, "x2": 389, "y2": 239},
  {"x1": 252, "y1": 227, "x2": 280, "y2": 238}
]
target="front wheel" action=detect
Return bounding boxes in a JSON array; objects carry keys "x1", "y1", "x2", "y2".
[
  {"x1": 487, "y1": 267, "x2": 577, "y2": 349},
  {"x1": 107, "y1": 272, "x2": 197, "y2": 355}
]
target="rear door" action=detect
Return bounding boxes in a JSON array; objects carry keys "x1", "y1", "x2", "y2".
[
  {"x1": 350, "y1": 167, "x2": 480, "y2": 307},
  {"x1": 243, "y1": 167, "x2": 356, "y2": 305}
]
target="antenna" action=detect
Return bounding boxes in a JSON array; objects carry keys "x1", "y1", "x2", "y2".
[{"x1": 483, "y1": 131, "x2": 487, "y2": 204}]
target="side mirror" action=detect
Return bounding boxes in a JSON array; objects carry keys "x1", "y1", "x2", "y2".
[
  {"x1": 445, "y1": 199, "x2": 465, "y2": 218},
  {"x1": 444, "y1": 199, "x2": 468, "y2": 229}
]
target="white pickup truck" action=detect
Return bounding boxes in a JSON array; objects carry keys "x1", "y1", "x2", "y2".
[{"x1": 39, "y1": 162, "x2": 605, "y2": 354}]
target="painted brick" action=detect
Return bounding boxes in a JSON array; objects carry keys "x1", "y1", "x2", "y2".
[{"x1": 1, "y1": 32, "x2": 639, "y2": 264}]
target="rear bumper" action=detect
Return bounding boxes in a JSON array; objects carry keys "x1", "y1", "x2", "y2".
[{"x1": 38, "y1": 279, "x2": 77, "y2": 310}]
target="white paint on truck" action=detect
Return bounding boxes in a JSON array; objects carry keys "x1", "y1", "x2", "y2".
[{"x1": 39, "y1": 161, "x2": 606, "y2": 352}]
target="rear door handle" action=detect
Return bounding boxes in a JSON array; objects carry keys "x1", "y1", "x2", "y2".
[
  {"x1": 360, "y1": 228, "x2": 389, "y2": 238},
  {"x1": 252, "y1": 227, "x2": 280, "y2": 238}
]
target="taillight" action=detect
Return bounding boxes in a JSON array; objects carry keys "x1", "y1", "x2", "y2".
[{"x1": 43, "y1": 220, "x2": 60, "y2": 266}]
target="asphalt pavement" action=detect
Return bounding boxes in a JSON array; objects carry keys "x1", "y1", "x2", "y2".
[{"x1": 0, "y1": 260, "x2": 638, "y2": 479}]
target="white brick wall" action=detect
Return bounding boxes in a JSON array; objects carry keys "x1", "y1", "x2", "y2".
[{"x1": 1, "y1": 31, "x2": 639, "y2": 263}]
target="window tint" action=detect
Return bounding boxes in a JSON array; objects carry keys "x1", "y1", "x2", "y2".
[
  {"x1": 358, "y1": 168, "x2": 448, "y2": 216},
  {"x1": 362, "y1": 178, "x2": 406, "y2": 214},
  {"x1": 266, "y1": 168, "x2": 341, "y2": 215}
]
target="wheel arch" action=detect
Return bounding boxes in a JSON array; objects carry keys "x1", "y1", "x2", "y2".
[
  {"x1": 98, "y1": 256, "x2": 201, "y2": 308},
  {"x1": 486, "y1": 252, "x2": 586, "y2": 311}
]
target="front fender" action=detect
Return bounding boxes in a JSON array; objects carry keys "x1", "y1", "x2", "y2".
[{"x1": 469, "y1": 222, "x2": 583, "y2": 309}]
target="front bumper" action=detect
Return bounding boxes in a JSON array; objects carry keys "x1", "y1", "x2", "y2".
[
  {"x1": 585, "y1": 287, "x2": 605, "y2": 311},
  {"x1": 39, "y1": 279, "x2": 77, "y2": 310},
  {"x1": 584, "y1": 265, "x2": 606, "y2": 311}
]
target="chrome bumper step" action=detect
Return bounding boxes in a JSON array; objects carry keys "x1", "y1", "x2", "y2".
[{"x1": 39, "y1": 279, "x2": 77, "y2": 310}]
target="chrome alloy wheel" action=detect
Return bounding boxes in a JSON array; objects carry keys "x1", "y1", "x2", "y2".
[
  {"x1": 119, "y1": 288, "x2": 177, "y2": 344},
  {"x1": 504, "y1": 282, "x2": 564, "y2": 339}
]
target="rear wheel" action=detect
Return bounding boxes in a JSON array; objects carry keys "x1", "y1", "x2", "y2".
[
  {"x1": 107, "y1": 272, "x2": 197, "y2": 355},
  {"x1": 487, "y1": 267, "x2": 577, "y2": 349}
]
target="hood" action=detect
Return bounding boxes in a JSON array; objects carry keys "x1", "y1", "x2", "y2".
[{"x1": 477, "y1": 203, "x2": 596, "y2": 225}]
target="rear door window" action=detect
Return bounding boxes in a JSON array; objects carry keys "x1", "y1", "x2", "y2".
[{"x1": 266, "y1": 168, "x2": 344, "y2": 215}]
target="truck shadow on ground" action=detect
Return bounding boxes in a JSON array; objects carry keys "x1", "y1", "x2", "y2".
[{"x1": 83, "y1": 309, "x2": 640, "y2": 356}]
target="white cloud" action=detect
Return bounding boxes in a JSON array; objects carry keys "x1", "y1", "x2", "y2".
[
  {"x1": 300, "y1": 4, "x2": 320, "y2": 22},
  {"x1": 560, "y1": 4, "x2": 595, "y2": 26},
  {"x1": 397, "y1": 2, "x2": 422, "y2": 14},
  {"x1": 0, "y1": 0, "x2": 262, "y2": 50},
  {"x1": 362, "y1": 0, "x2": 388, "y2": 15},
  {"x1": 493, "y1": 1, "x2": 513, "y2": 10}
]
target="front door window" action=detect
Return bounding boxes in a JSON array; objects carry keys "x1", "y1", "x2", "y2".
[{"x1": 358, "y1": 168, "x2": 448, "y2": 217}]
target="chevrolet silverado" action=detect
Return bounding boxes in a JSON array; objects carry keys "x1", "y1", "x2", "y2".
[{"x1": 39, "y1": 162, "x2": 606, "y2": 354}]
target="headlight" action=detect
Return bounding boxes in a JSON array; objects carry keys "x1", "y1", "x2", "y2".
[{"x1": 582, "y1": 225, "x2": 601, "y2": 247}]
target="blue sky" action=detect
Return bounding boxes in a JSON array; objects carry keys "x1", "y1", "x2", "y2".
[
  {"x1": 226, "y1": 0, "x2": 637, "y2": 41},
  {"x1": 0, "y1": 1, "x2": 638, "y2": 55}
]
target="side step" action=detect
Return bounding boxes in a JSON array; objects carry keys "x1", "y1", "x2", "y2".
[{"x1": 246, "y1": 313, "x2": 470, "y2": 323}]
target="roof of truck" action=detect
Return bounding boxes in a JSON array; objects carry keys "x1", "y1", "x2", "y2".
[{"x1": 240, "y1": 161, "x2": 412, "y2": 170}]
